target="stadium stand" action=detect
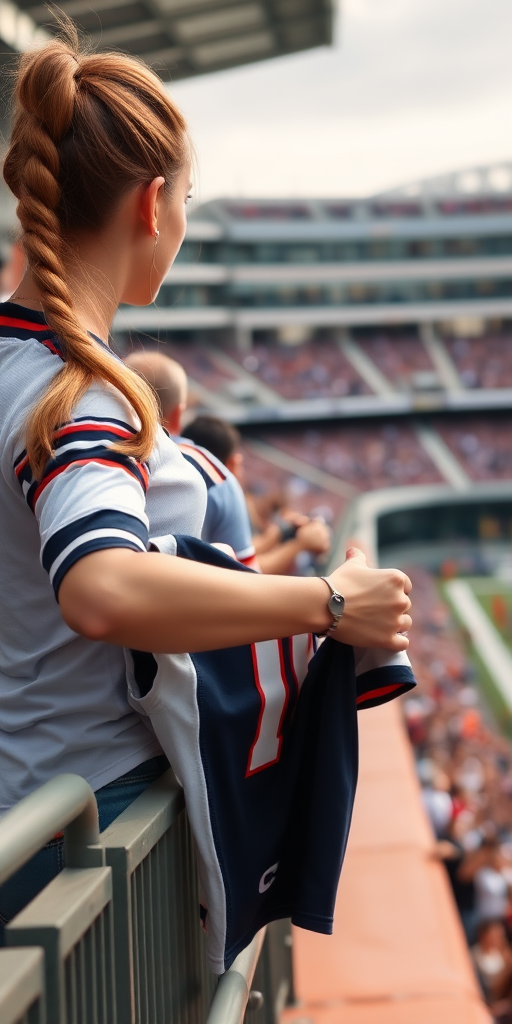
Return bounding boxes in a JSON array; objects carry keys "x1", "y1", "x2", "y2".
[
  {"x1": 444, "y1": 333, "x2": 512, "y2": 389},
  {"x1": 241, "y1": 442, "x2": 348, "y2": 525},
  {"x1": 437, "y1": 418, "x2": 512, "y2": 482},
  {"x1": 357, "y1": 331, "x2": 440, "y2": 391},
  {"x1": 166, "y1": 341, "x2": 239, "y2": 395},
  {"x1": 230, "y1": 338, "x2": 371, "y2": 400},
  {"x1": 249, "y1": 423, "x2": 445, "y2": 490}
]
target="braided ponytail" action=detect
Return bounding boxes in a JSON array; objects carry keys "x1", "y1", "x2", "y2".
[{"x1": 3, "y1": 23, "x2": 188, "y2": 478}]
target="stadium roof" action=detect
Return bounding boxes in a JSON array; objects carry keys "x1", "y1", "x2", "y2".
[
  {"x1": 0, "y1": 0, "x2": 334, "y2": 80},
  {"x1": 376, "y1": 161, "x2": 512, "y2": 202},
  {"x1": 189, "y1": 161, "x2": 512, "y2": 234}
]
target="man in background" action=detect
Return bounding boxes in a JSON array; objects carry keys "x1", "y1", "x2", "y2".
[
  {"x1": 185, "y1": 415, "x2": 331, "y2": 575},
  {"x1": 124, "y1": 350, "x2": 258, "y2": 569}
]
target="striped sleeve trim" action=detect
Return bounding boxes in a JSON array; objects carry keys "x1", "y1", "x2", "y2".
[
  {"x1": 14, "y1": 417, "x2": 149, "y2": 511},
  {"x1": 356, "y1": 664, "x2": 416, "y2": 709},
  {"x1": 25, "y1": 451, "x2": 149, "y2": 512},
  {"x1": 53, "y1": 419, "x2": 137, "y2": 449},
  {"x1": 42, "y1": 509, "x2": 149, "y2": 597}
]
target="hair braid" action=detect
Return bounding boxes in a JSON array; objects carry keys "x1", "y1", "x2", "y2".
[{"x1": 3, "y1": 28, "x2": 173, "y2": 479}]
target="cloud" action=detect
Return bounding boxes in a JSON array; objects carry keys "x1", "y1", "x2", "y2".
[{"x1": 171, "y1": 0, "x2": 512, "y2": 200}]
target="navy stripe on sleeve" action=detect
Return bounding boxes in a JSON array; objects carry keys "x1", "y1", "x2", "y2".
[
  {"x1": 71, "y1": 415, "x2": 137, "y2": 432},
  {"x1": 41, "y1": 509, "x2": 149, "y2": 598},
  {"x1": 356, "y1": 664, "x2": 416, "y2": 709},
  {"x1": 25, "y1": 447, "x2": 149, "y2": 511}
]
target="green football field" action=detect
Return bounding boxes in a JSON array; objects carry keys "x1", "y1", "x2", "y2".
[
  {"x1": 465, "y1": 577, "x2": 512, "y2": 655},
  {"x1": 444, "y1": 576, "x2": 512, "y2": 734}
]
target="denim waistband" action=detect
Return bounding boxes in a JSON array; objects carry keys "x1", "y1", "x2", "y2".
[{"x1": 99, "y1": 754, "x2": 170, "y2": 791}]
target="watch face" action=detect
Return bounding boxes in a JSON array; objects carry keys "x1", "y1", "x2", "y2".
[{"x1": 328, "y1": 593, "x2": 345, "y2": 617}]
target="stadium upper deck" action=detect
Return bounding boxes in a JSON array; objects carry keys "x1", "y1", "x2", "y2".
[{"x1": 115, "y1": 162, "x2": 512, "y2": 423}]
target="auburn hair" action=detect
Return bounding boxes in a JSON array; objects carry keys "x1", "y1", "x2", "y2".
[{"x1": 3, "y1": 21, "x2": 189, "y2": 478}]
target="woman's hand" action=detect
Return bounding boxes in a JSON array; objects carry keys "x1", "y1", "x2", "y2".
[{"x1": 327, "y1": 546, "x2": 412, "y2": 651}]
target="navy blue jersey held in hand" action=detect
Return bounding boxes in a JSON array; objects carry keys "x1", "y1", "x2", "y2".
[{"x1": 125, "y1": 536, "x2": 416, "y2": 973}]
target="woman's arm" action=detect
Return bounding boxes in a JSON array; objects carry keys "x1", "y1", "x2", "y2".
[{"x1": 59, "y1": 545, "x2": 411, "y2": 653}]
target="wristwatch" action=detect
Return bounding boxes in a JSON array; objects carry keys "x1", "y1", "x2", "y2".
[{"x1": 315, "y1": 577, "x2": 345, "y2": 638}]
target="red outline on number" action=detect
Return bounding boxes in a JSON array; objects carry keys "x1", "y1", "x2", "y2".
[
  {"x1": 288, "y1": 637, "x2": 300, "y2": 697},
  {"x1": 246, "y1": 640, "x2": 290, "y2": 777}
]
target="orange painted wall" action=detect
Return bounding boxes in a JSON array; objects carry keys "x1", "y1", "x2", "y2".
[{"x1": 282, "y1": 701, "x2": 491, "y2": 1024}]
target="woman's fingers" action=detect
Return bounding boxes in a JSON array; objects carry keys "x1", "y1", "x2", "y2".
[
  {"x1": 329, "y1": 557, "x2": 413, "y2": 649},
  {"x1": 390, "y1": 631, "x2": 410, "y2": 651}
]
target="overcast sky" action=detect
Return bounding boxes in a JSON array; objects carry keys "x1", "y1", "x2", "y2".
[{"x1": 170, "y1": 0, "x2": 512, "y2": 202}]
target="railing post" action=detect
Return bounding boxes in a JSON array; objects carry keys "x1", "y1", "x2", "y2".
[
  {"x1": 0, "y1": 774, "x2": 102, "y2": 887},
  {"x1": 0, "y1": 947, "x2": 46, "y2": 1024},
  {"x1": 205, "y1": 929, "x2": 266, "y2": 1024}
]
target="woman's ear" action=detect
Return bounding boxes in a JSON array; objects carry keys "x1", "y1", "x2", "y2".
[{"x1": 140, "y1": 176, "x2": 166, "y2": 236}]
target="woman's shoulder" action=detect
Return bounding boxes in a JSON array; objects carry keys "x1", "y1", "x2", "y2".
[{"x1": 72, "y1": 378, "x2": 142, "y2": 435}]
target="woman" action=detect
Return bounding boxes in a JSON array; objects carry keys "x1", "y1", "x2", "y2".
[{"x1": 0, "y1": 24, "x2": 412, "y2": 929}]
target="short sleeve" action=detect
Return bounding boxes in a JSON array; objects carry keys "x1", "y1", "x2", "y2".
[
  {"x1": 354, "y1": 648, "x2": 417, "y2": 708},
  {"x1": 13, "y1": 384, "x2": 150, "y2": 598}
]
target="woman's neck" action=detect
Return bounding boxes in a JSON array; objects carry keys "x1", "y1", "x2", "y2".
[{"x1": 10, "y1": 263, "x2": 118, "y2": 345}]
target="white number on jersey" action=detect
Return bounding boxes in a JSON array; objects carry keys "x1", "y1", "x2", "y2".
[{"x1": 246, "y1": 635, "x2": 312, "y2": 776}]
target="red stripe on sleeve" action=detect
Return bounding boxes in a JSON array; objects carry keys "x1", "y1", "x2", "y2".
[
  {"x1": 31, "y1": 457, "x2": 148, "y2": 507},
  {"x1": 356, "y1": 682, "x2": 403, "y2": 706},
  {"x1": 55, "y1": 422, "x2": 135, "y2": 441}
]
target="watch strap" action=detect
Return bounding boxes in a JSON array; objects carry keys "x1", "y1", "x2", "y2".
[{"x1": 315, "y1": 577, "x2": 345, "y2": 638}]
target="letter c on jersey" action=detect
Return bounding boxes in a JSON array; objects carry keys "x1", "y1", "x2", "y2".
[{"x1": 259, "y1": 862, "x2": 279, "y2": 893}]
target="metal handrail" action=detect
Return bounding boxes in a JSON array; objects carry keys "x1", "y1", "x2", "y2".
[
  {"x1": 0, "y1": 773, "x2": 100, "y2": 886},
  {"x1": 205, "y1": 928, "x2": 266, "y2": 1024}
]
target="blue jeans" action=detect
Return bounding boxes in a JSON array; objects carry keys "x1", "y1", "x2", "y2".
[{"x1": 0, "y1": 754, "x2": 169, "y2": 944}]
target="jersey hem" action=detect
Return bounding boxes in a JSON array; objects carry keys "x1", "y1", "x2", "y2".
[
  {"x1": 84, "y1": 738, "x2": 163, "y2": 792},
  {"x1": 0, "y1": 739, "x2": 163, "y2": 821}
]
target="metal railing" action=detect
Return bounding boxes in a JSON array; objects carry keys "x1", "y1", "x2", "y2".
[
  {"x1": 0, "y1": 947, "x2": 46, "y2": 1024},
  {"x1": 206, "y1": 919, "x2": 294, "y2": 1024},
  {"x1": 0, "y1": 772, "x2": 293, "y2": 1024}
]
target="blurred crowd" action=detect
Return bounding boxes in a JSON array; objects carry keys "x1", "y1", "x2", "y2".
[
  {"x1": 445, "y1": 335, "x2": 512, "y2": 390},
  {"x1": 404, "y1": 566, "x2": 512, "y2": 1022},
  {"x1": 166, "y1": 341, "x2": 238, "y2": 395},
  {"x1": 358, "y1": 332, "x2": 436, "y2": 389},
  {"x1": 256, "y1": 423, "x2": 442, "y2": 489},
  {"x1": 235, "y1": 340, "x2": 369, "y2": 400},
  {"x1": 135, "y1": 334, "x2": 512, "y2": 407},
  {"x1": 438, "y1": 418, "x2": 512, "y2": 481}
]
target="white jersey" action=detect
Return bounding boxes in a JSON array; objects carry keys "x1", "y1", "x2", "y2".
[{"x1": 0, "y1": 303, "x2": 206, "y2": 814}]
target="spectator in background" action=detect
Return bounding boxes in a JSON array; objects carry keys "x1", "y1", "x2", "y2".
[
  {"x1": 185, "y1": 415, "x2": 332, "y2": 575},
  {"x1": 471, "y1": 919, "x2": 512, "y2": 1008},
  {"x1": 125, "y1": 351, "x2": 258, "y2": 568}
]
